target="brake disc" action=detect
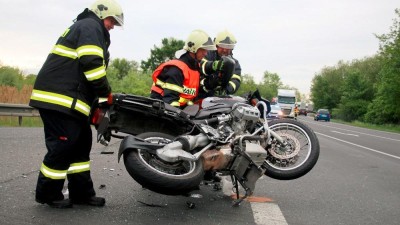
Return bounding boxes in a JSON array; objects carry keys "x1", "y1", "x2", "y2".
[{"x1": 268, "y1": 133, "x2": 301, "y2": 160}]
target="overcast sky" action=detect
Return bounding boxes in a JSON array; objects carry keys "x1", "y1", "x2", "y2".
[{"x1": 1, "y1": 0, "x2": 398, "y2": 94}]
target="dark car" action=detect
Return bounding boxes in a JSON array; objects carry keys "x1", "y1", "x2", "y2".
[
  {"x1": 299, "y1": 108, "x2": 307, "y2": 116},
  {"x1": 314, "y1": 109, "x2": 330, "y2": 121}
]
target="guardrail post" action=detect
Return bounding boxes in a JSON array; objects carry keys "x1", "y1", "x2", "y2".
[{"x1": 0, "y1": 103, "x2": 40, "y2": 126}]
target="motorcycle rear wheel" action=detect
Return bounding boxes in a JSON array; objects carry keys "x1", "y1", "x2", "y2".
[
  {"x1": 123, "y1": 132, "x2": 204, "y2": 195},
  {"x1": 263, "y1": 119, "x2": 320, "y2": 180}
]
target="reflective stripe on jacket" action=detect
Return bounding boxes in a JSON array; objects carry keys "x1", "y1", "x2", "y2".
[{"x1": 29, "y1": 10, "x2": 111, "y2": 119}]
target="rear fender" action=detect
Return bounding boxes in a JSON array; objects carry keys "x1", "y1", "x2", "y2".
[{"x1": 117, "y1": 135, "x2": 164, "y2": 162}]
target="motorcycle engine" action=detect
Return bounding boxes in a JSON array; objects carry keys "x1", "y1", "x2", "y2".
[{"x1": 230, "y1": 105, "x2": 260, "y2": 134}]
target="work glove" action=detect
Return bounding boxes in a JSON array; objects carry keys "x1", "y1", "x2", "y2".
[
  {"x1": 212, "y1": 59, "x2": 224, "y2": 72},
  {"x1": 225, "y1": 84, "x2": 235, "y2": 95},
  {"x1": 204, "y1": 74, "x2": 220, "y2": 90}
]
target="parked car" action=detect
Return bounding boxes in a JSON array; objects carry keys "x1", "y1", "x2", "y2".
[
  {"x1": 267, "y1": 104, "x2": 284, "y2": 119},
  {"x1": 314, "y1": 109, "x2": 330, "y2": 122},
  {"x1": 299, "y1": 108, "x2": 308, "y2": 116}
]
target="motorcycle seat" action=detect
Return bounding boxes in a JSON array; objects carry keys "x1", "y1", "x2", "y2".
[{"x1": 182, "y1": 104, "x2": 199, "y2": 117}]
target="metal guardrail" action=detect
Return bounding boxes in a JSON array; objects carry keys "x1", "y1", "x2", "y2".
[{"x1": 0, "y1": 103, "x2": 40, "y2": 126}]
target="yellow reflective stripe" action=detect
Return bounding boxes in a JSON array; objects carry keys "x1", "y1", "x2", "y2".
[
  {"x1": 51, "y1": 44, "x2": 78, "y2": 59},
  {"x1": 75, "y1": 100, "x2": 90, "y2": 116},
  {"x1": 67, "y1": 161, "x2": 90, "y2": 174},
  {"x1": 229, "y1": 81, "x2": 237, "y2": 91},
  {"x1": 155, "y1": 79, "x2": 165, "y2": 86},
  {"x1": 200, "y1": 79, "x2": 209, "y2": 92},
  {"x1": 232, "y1": 74, "x2": 241, "y2": 81},
  {"x1": 31, "y1": 89, "x2": 90, "y2": 116},
  {"x1": 77, "y1": 45, "x2": 104, "y2": 58},
  {"x1": 178, "y1": 97, "x2": 190, "y2": 104},
  {"x1": 201, "y1": 58, "x2": 209, "y2": 74},
  {"x1": 155, "y1": 79, "x2": 184, "y2": 93},
  {"x1": 164, "y1": 83, "x2": 183, "y2": 93},
  {"x1": 40, "y1": 163, "x2": 67, "y2": 180},
  {"x1": 170, "y1": 101, "x2": 180, "y2": 107},
  {"x1": 31, "y1": 90, "x2": 73, "y2": 108},
  {"x1": 98, "y1": 97, "x2": 108, "y2": 103},
  {"x1": 84, "y1": 65, "x2": 106, "y2": 81}
]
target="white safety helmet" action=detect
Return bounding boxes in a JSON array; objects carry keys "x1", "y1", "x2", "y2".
[
  {"x1": 90, "y1": 0, "x2": 124, "y2": 27},
  {"x1": 183, "y1": 30, "x2": 217, "y2": 53},
  {"x1": 215, "y1": 30, "x2": 237, "y2": 49}
]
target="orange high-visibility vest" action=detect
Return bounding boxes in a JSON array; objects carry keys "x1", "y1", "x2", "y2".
[{"x1": 151, "y1": 60, "x2": 200, "y2": 107}]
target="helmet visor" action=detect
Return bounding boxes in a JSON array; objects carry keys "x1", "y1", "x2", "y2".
[
  {"x1": 113, "y1": 14, "x2": 124, "y2": 27},
  {"x1": 217, "y1": 43, "x2": 235, "y2": 50},
  {"x1": 201, "y1": 45, "x2": 217, "y2": 51}
]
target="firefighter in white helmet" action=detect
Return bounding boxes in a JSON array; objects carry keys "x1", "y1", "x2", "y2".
[
  {"x1": 198, "y1": 29, "x2": 242, "y2": 99},
  {"x1": 151, "y1": 30, "x2": 216, "y2": 107},
  {"x1": 31, "y1": 0, "x2": 124, "y2": 208}
]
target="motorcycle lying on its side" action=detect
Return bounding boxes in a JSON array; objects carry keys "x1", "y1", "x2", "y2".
[{"x1": 90, "y1": 90, "x2": 320, "y2": 205}]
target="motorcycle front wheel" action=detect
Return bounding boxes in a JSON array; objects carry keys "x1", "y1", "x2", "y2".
[
  {"x1": 263, "y1": 119, "x2": 320, "y2": 180},
  {"x1": 123, "y1": 132, "x2": 204, "y2": 195}
]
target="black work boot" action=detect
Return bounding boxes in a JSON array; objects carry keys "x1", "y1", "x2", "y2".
[
  {"x1": 36, "y1": 198, "x2": 73, "y2": 209},
  {"x1": 71, "y1": 196, "x2": 105, "y2": 207}
]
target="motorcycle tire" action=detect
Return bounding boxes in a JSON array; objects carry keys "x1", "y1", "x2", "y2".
[
  {"x1": 263, "y1": 119, "x2": 320, "y2": 180},
  {"x1": 123, "y1": 132, "x2": 204, "y2": 195}
]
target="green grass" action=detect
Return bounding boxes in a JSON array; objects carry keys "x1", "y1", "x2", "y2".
[
  {"x1": 331, "y1": 119, "x2": 400, "y2": 134},
  {"x1": 0, "y1": 116, "x2": 43, "y2": 127}
]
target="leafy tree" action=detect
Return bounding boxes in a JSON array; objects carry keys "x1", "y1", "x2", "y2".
[
  {"x1": 336, "y1": 71, "x2": 370, "y2": 121},
  {"x1": 260, "y1": 70, "x2": 282, "y2": 99},
  {"x1": 310, "y1": 64, "x2": 345, "y2": 111},
  {"x1": 0, "y1": 66, "x2": 23, "y2": 88},
  {"x1": 107, "y1": 58, "x2": 138, "y2": 80},
  {"x1": 24, "y1": 74, "x2": 37, "y2": 85},
  {"x1": 140, "y1": 38, "x2": 185, "y2": 72},
  {"x1": 235, "y1": 74, "x2": 255, "y2": 96},
  {"x1": 365, "y1": 8, "x2": 400, "y2": 124}
]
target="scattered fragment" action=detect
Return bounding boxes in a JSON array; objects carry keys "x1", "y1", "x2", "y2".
[{"x1": 186, "y1": 201, "x2": 195, "y2": 209}]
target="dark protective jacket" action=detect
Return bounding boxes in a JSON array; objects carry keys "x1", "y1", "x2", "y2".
[
  {"x1": 199, "y1": 51, "x2": 242, "y2": 99},
  {"x1": 29, "y1": 9, "x2": 111, "y2": 120},
  {"x1": 150, "y1": 52, "x2": 200, "y2": 107}
]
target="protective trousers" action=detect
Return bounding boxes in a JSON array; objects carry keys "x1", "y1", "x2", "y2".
[{"x1": 35, "y1": 109, "x2": 96, "y2": 202}]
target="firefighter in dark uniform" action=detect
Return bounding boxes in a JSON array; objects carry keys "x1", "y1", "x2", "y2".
[
  {"x1": 198, "y1": 30, "x2": 242, "y2": 99},
  {"x1": 29, "y1": 0, "x2": 124, "y2": 208},
  {"x1": 150, "y1": 30, "x2": 216, "y2": 108}
]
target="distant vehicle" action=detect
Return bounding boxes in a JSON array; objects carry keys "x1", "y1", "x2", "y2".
[
  {"x1": 306, "y1": 103, "x2": 314, "y2": 113},
  {"x1": 299, "y1": 108, "x2": 308, "y2": 116},
  {"x1": 314, "y1": 109, "x2": 330, "y2": 122},
  {"x1": 277, "y1": 89, "x2": 296, "y2": 118},
  {"x1": 267, "y1": 104, "x2": 283, "y2": 119}
]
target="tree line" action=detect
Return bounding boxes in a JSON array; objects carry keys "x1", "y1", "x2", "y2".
[
  {"x1": 311, "y1": 9, "x2": 400, "y2": 124},
  {"x1": 1, "y1": 9, "x2": 399, "y2": 125}
]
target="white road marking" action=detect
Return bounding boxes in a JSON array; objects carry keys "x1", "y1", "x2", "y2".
[
  {"x1": 331, "y1": 130, "x2": 359, "y2": 137},
  {"x1": 221, "y1": 177, "x2": 288, "y2": 225},
  {"x1": 251, "y1": 202, "x2": 288, "y2": 225},
  {"x1": 305, "y1": 120, "x2": 400, "y2": 142},
  {"x1": 316, "y1": 132, "x2": 400, "y2": 160}
]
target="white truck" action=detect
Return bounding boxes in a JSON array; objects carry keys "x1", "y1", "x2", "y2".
[{"x1": 277, "y1": 89, "x2": 296, "y2": 118}]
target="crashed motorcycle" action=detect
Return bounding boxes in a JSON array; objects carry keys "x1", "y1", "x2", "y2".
[{"x1": 90, "y1": 91, "x2": 320, "y2": 205}]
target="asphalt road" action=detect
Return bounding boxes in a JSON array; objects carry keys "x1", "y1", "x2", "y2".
[{"x1": 0, "y1": 117, "x2": 399, "y2": 225}]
